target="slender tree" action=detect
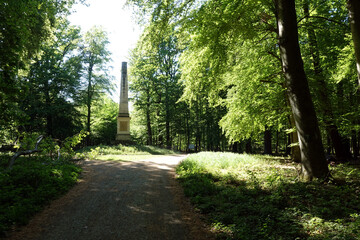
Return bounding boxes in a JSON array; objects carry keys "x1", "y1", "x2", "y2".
[
  {"x1": 81, "y1": 26, "x2": 113, "y2": 145},
  {"x1": 129, "y1": 46, "x2": 158, "y2": 145}
]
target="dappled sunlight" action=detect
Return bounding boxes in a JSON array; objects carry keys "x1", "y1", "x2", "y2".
[
  {"x1": 176, "y1": 152, "x2": 360, "y2": 239},
  {"x1": 11, "y1": 155, "x2": 192, "y2": 240}
]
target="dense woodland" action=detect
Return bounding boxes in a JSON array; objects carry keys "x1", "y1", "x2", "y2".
[
  {"x1": 128, "y1": 0, "x2": 360, "y2": 179},
  {"x1": 0, "y1": 0, "x2": 360, "y2": 180}
]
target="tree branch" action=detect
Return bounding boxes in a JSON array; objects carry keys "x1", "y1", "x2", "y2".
[
  {"x1": 7, "y1": 135, "x2": 44, "y2": 170},
  {"x1": 259, "y1": 71, "x2": 283, "y2": 85},
  {"x1": 298, "y1": 15, "x2": 348, "y2": 27},
  {"x1": 267, "y1": 50, "x2": 282, "y2": 62}
]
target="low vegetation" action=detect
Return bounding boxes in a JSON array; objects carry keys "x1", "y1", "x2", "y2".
[
  {"x1": 0, "y1": 132, "x2": 88, "y2": 236},
  {"x1": 0, "y1": 154, "x2": 81, "y2": 236},
  {"x1": 176, "y1": 152, "x2": 360, "y2": 240},
  {"x1": 77, "y1": 144, "x2": 179, "y2": 161}
]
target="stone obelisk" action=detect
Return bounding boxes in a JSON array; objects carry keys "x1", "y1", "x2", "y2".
[{"x1": 116, "y1": 62, "x2": 131, "y2": 141}]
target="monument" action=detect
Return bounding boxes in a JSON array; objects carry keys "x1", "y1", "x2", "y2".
[{"x1": 116, "y1": 62, "x2": 131, "y2": 141}]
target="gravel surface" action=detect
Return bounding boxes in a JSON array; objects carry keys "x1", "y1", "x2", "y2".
[{"x1": 6, "y1": 155, "x2": 214, "y2": 240}]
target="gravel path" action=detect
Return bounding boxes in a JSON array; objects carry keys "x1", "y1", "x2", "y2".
[{"x1": 7, "y1": 155, "x2": 214, "y2": 240}]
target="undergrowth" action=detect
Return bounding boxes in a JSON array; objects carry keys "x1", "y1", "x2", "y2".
[
  {"x1": 176, "y1": 152, "x2": 360, "y2": 240},
  {"x1": 0, "y1": 155, "x2": 81, "y2": 237},
  {"x1": 0, "y1": 141, "x2": 177, "y2": 236}
]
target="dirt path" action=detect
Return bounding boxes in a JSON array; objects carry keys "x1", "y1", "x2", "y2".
[{"x1": 7, "y1": 155, "x2": 214, "y2": 240}]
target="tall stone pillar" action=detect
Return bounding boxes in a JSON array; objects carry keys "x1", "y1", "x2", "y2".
[{"x1": 116, "y1": 62, "x2": 131, "y2": 141}]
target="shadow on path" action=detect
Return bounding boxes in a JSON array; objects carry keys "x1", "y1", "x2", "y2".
[{"x1": 8, "y1": 155, "x2": 208, "y2": 240}]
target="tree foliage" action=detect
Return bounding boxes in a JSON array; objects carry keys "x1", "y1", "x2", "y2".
[
  {"x1": 80, "y1": 26, "x2": 113, "y2": 144},
  {"x1": 0, "y1": 1, "x2": 115, "y2": 147},
  {"x1": 127, "y1": 0, "x2": 360, "y2": 179}
]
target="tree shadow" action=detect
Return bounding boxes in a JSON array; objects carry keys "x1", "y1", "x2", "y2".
[{"x1": 177, "y1": 171, "x2": 360, "y2": 239}]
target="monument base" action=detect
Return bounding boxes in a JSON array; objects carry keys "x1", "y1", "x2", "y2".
[
  {"x1": 116, "y1": 134, "x2": 132, "y2": 141},
  {"x1": 116, "y1": 116, "x2": 131, "y2": 143},
  {"x1": 115, "y1": 134, "x2": 134, "y2": 145}
]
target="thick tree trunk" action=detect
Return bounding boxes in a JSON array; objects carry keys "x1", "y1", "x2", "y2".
[
  {"x1": 281, "y1": 57, "x2": 300, "y2": 162},
  {"x1": 304, "y1": 1, "x2": 352, "y2": 161},
  {"x1": 347, "y1": 0, "x2": 360, "y2": 87},
  {"x1": 275, "y1": 0, "x2": 329, "y2": 179},
  {"x1": 287, "y1": 106, "x2": 301, "y2": 163},
  {"x1": 264, "y1": 126, "x2": 272, "y2": 155}
]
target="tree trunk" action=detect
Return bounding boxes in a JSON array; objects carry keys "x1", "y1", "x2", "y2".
[
  {"x1": 232, "y1": 142, "x2": 239, "y2": 153},
  {"x1": 86, "y1": 64, "x2": 93, "y2": 146},
  {"x1": 347, "y1": 0, "x2": 360, "y2": 88},
  {"x1": 165, "y1": 115, "x2": 170, "y2": 148},
  {"x1": 146, "y1": 103, "x2": 153, "y2": 145},
  {"x1": 264, "y1": 126, "x2": 272, "y2": 155},
  {"x1": 245, "y1": 139, "x2": 252, "y2": 154},
  {"x1": 44, "y1": 80, "x2": 53, "y2": 137},
  {"x1": 281, "y1": 58, "x2": 300, "y2": 162},
  {"x1": 304, "y1": 1, "x2": 352, "y2": 161},
  {"x1": 351, "y1": 130, "x2": 359, "y2": 158},
  {"x1": 285, "y1": 134, "x2": 291, "y2": 156},
  {"x1": 86, "y1": 101, "x2": 91, "y2": 145},
  {"x1": 275, "y1": 130, "x2": 279, "y2": 154},
  {"x1": 275, "y1": 0, "x2": 329, "y2": 179},
  {"x1": 288, "y1": 107, "x2": 301, "y2": 163},
  {"x1": 186, "y1": 112, "x2": 190, "y2": 153}
]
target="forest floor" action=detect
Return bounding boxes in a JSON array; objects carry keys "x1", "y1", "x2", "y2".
[{"x1": 5, "y1": 155, "x2": 215, "y2": 240}]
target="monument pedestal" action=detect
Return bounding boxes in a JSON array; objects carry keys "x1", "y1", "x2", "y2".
[{"x1": 116, "y1": 116, "x2": 131, "y2": 141}]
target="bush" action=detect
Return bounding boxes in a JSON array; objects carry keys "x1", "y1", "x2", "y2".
[{"x1": 0, "y1": 131, "x2": 87, "y2": 236}]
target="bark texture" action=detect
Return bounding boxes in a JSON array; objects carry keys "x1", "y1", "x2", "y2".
[{"x1": 275, "y1": 0, "x2": 329, "y2": 179}]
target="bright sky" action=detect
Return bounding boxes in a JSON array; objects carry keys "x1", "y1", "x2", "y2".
[{"x1": 68, "y1": 0, "x2": 142, "y2": 102}]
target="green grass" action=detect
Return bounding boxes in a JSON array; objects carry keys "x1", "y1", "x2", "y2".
[
  {"x1": 0, "y1": 155, "x2": 81, "y2": 236},
  {"x1": 176, "y1": 152, "x2": 360, "y2": 240},
  {"x1": 77, "y1": 144, "x2": 179, "y2": 161}
]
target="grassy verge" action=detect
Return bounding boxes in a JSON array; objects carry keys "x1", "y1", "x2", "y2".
[
  {"x1": 176, "y1": 152, "x2": 360, "y2": 240},
  {"x1": 77, "y1": 144, "x2": 179, "y2": 161},
  {"x1": 0, "y1": 154, "x2": 81, "y2": 236}
]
